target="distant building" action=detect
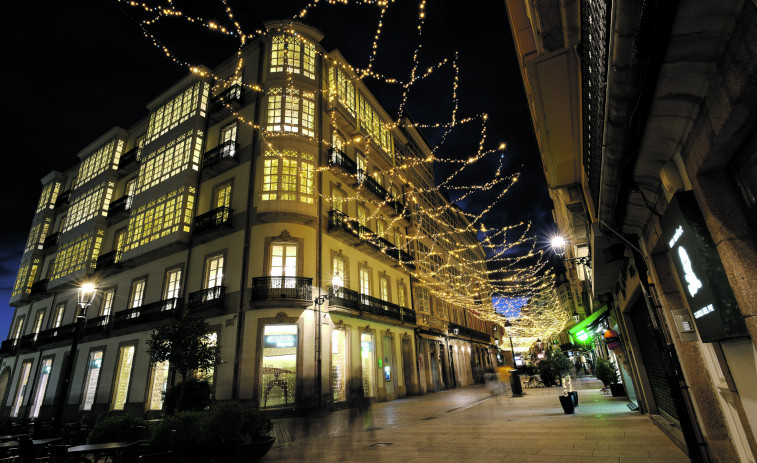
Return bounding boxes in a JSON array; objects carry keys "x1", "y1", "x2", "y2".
[{"x1": 0, "y1": 20, "x2": 499, "y2": 420}]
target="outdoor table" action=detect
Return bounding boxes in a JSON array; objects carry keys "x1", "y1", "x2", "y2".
[
  {"x1": 0, "y1": 434, "x2": 24, "y2": 442},
  {"x1": 0, "y1": 437, "x2": 62, "y2": 459},
  {"x1": 67, "y1": 440, "x2": 142, "y2": 463}
]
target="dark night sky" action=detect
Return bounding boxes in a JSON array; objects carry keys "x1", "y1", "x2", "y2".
[{"x1": 0, "y1": 0, "x2": 556, "y2": 337}]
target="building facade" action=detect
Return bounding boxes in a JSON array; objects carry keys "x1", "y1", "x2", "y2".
[
  {"x1": 0, "y1": 20, "x2": 499, "y2": 421},
  {"x1": 505, "y1": 0, "x2": 757, "y2": 461}
]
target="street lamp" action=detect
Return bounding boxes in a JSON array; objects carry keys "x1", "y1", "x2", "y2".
[
  {"x1": 52, "y1": 282, "x2": 97, "y2": 426},
  {"x1": 504, "y1": 320, "x2": 515, "y2": 366}
]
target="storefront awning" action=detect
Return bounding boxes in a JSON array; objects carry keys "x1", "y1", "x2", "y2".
[{"x1": 568, "y1": 305, "x2": 610, "y2": 343}]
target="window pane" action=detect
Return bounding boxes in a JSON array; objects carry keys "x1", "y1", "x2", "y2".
[
  {"x1": 331, "y1": 330, "x2": 347, "y2": 402},
  {"x1": 82, "y1": 351, "x2": 103, "y2": 410},
  {"x1": 165, "y1": 269, "x2": 182, "y2": 299},
  {"x1": 11, "y1": 362, "x2": 32, "y2": 417},
  {"x1": 148, "y1": 361, "x2": 170, "y2": 410},
  {"x1": 30, "y1": 359, "x2": 53, "y2": 418},
  {"x1": 112, "y1": 346, "x2": 135, "y2": 410}
]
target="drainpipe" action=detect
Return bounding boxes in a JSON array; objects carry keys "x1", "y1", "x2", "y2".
[{"x1": 314, "y1": 50, "x2": 325, "y2": 412}]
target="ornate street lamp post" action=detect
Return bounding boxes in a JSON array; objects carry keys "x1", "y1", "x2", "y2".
[{"x1": 52, "y1": 282, "x2": 96, "y2": 426}]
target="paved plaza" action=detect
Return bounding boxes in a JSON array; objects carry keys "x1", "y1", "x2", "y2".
[{"x1": 266, "y1": 376, "x2": 690, "y2": 462}]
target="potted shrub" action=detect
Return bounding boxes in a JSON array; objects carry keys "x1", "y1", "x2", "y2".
[
  {"x1": 205, "y1": 401, "x2": 275, "y2": 463},
  {"x1": 596, "y1": 357, "x2": 626, "y2": 396}
]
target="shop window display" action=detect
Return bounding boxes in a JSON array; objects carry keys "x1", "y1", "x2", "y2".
[
  {"x1": 261, "y1": 324, "x2": 297, "y2": 408},
  {"x1": 331, "y1": 329, "x2": 347, "y2": 402}
]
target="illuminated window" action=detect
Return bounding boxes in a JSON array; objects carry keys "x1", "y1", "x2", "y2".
[
  {"x1": 30, "y1": 358, "x2": 53, "y2": 418},
  {"x1": 11, "y1": 317, "x2": 24, "y2": 342},
  {"x1": 147, "y1": 361, "x2": 170, "y2": 410},
  {"x1": 11, "y1": 361, "x2": 32, "y2": 418},
  {"x1": 135, "y1": 134, "x2": 146, "y2": 160},
  {"x1": 124, "y1": 179, "x2": 137, "y2": 209},
  {"x1": 65, "y1": 182, "x2": 114, "y2": 231},
  {"x1": 146, "y1": 81, "x2": 209, "y2": 143},
  {"x1": 50, "y1": 230, "x2": 103, "y2": 281},
  {"x1": 373, "y1": 169, "x2": 384, "y2": 187},
  {"x1": 361, "y1": 332, "x2": 375, "y2": 398},
  {"x1": 112, "y1": 345, "x2": 135, "y2": 410},
  {"x1": 129, "y1": 279, "x2": 146, "y2": 309},
  {"x1": 398, "y1": 283, "x2": 407, "y2": 308},
  {"x1": 260, "y1": 325, "x2": 297, "y2": 408},
  {"x1": 376, "y1": 219, "x2": 386, "y2": 238},
  {"x1": 330, "y1": 65, "x2": 357, "y2": 117},
  {"x1": 357, "y1": 207, "x2": 368, "y2": 227},
  {"x1": 205, "y1": 254, "x2": 224, "y2": 289},
  {"x1": 25, "y1": 217, "x2": 51, "y2": 253},
  {"x1": 12, "y1": 258, "x2": 40, "y2": 297},
  {"x1": 332, "y1": 190, "x2": 345, "y2": 213},
  {"x1": 356, "y1": 152, "x2": 367, "y2": 179},
  {"x1": 269, "y1": 34, "x2": 316, "y2": 80},
  {"x1": 124, "y1": 187, "x2": 195, "y2": 251},
  {"x1": 32, "y1": 311, "x2": 44, "y2": 337},
  {"x1": 270, "y1": 244, "x2": 297, "y2": 288},
  {"x1": 261, "y1": 149, "x2": 315, "y2": 203},
  {"x1": 75, "y1": 139, "x2": 123, "y2": 189},
  {"x1": 332, "y1": 255, "x2": 345, "y2": 289},
  {"x1": 52, "y1": 304, "x2": 65, "y2": 328},
  {"x1": 331, "y1": 329, "x2": 347, "y2": 403},
  {"x1": 266, "y1": 88, "x2": 315, "y2": 137},
  {"x1": 113, "y1": 228, "x2": 127, "y2": 257},
  {"x1": 214, "y1": 182, "x2": 232, "y2": 209},
  {"x1": 36, "y1": 180, "x2": 61, "y2": 213},
  {"x1": 164, "y1": 268, "x2": 182, "y2": 300},
  {"x1": 414, "y1": 286, "x2": 430, "y2": 314},
  {"x1": 81, "y1": 350, "x2": 103, "y2": 411},
  {"x1": 138, "y1": 131, "x2": 202, "y2": 193},
  {"x1": 379, "y1": 276, "x2": 390, "y2": 302},
  {"x1": 100, "y1": 289, "x2": 115, "y2": 318},
  {"x1": 359, "y1": 266, "x2": 371, "y2": 296},
  {"x1": 221, "y1": 121, "x2": 237, "y2": 144}
]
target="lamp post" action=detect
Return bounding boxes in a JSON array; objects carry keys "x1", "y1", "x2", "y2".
[
  {"x1": 504, "y1": 320, "x2": 516, "y2": 367},
  {"x1": 52, "y1": 282, "x2": 96, "y2": 426}
]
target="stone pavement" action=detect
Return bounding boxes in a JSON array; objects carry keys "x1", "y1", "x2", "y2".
[{"x1": 266, "y1": 376, "x2": 690, "y2": 462}]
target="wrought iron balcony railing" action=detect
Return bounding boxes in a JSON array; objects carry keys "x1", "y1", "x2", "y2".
[
  {"x1": 211, "y1": 84, "x2": 243, "y2": 112},
  {"x1": 448, "y1": 322, "x2": 491, "y2": 341},
  {"x1": 55, "y1": 190, "x2": 71, "y2": 208},
  {"x1": 328, "y1": 148, "x2": 358, "y2": 175},
  {"x1": 327, "y1": 210, "x2": 415, "y2": 269},
  {"x1": 327, "y1": 210, "x2": 360, "y2": 239},
  {"x1": 119, "y1": 147, "x2": 139, "y2": 169},
  {"x1": 202, "y1": 140, "x2": 239, "y2": 170},
  {"x1": 251, "y1": 276, "x2": 312, "y2": 302},
  {"x1": 35, "y1": 323, "x2": 77, "y2": 347},
  {"x1": 43, "y1": 232, "x2": 60, "y2": 250},
  {"x1": 188, "y1": 286, "x2": 226, "y2": 312},
  {"x1": 96, "y1": 250, "x2": 122, "y2": 270},
  {"x1": 194, "y1": 206, "x2": 233, "y2": 234},
  {"x1": 329, "y1": 286, "x2": 359, "y2": 310},
  {"x1": 359, "y1": 293, "x2": 415, "y2": 323},
  {"x1": 108, "y1": 195, "x2": 132, "y2": 218},
  {"x1": 84, "y1": 315, "x2": 111, "y2": 336},
  {"x1": 358, "y1": 170, "x2": 390, "y2": 201},
  {"x1": 113, "y1": 298, "x2": 181, "y2": 330},
  {"x1": 0, "y1": 339, "x2": 19, "y2": 357},
  {"x1": 30, "y1": 279, "x2": 49, "y2": 297},
  {"x1": 19, "y1": 333, "x2": 39, "y2": 351}
]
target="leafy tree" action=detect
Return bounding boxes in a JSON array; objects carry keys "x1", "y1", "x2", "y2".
[
  {"x1": 595, "y1": 357, "x2": 619, "y2": 386},
  {"x1": 147, "y1": 316, "x2": 221, "y2": 412}
]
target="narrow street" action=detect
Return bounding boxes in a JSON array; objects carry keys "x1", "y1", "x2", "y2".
[{"x1": 266, "y1": 376, "x2": 689, "y2": 462}]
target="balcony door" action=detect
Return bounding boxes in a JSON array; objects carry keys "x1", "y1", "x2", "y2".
[
  {"x1": 270, "y1": 244, "x2": 297, "y2": 289},
  {"x1": 213, "y1": 182, "x2": 231, "y2": 209}
]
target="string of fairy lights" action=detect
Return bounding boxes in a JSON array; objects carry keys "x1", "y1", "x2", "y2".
[{"x1": 113, "y1": 0, "x2": 569, "y2": 351}]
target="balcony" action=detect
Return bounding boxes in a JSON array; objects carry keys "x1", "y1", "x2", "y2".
[
  {"x1": 328, "y1": 149, "x2": 358, "y2": 176},
  {"x1": 118, "y1": 147, "x2": 139, "y2": 176},
  {"x1": 385, "y1": 198, "x2": 409, "y2": 219},
  {"x1": 29, "y1": 279, "x2": 49, "y2": 301},
  {"x1": 327, "y1": 211, "x2": 415, "y2": 269},
  {"x1": 359, "y1": 171, "x2": 390, "y2": 202},
  {"x1": 251, "y1": 277, "x2": 312, "y2": 305},
  {"x1": 108, "y1": 195, "x2": 132, "y2": 223},
  {"x1": 448, "y1": 322, "x2": 491, "y2": 342},
  {"x1": 113, "y1": 298, "x2": 181, "y2": 331},
  {"x1": 36, "y1": 324, "x2": 77, "y2": 347},
  {"x1": 43, "y1": 232, "x2": 60, "y2": 252},
  {"x1": 84, "y1": 315, "x2": 111, "y2": 336},
  {"x1": 202, "y1": 141, "x2": 239, "y2": 177},
  {"x1": 327, "y1": 210, "x2": 361, "y2": 243},
  {"x1": 0, "y1": 339, "x2": 18, "y2": 357},
  {"x1": 96, "y1": 250, "x2": 123, "y2": 276},
  {"x1": 194, "y1": 206, "x2": 233, "y2": 236},
  {"x1": 362, "y1": 294, "x2": 416, "y2": 324},
  {"x1": 210, "y1": 84, "x2": 243, "y2": 118},
  {"x1": 329, "y1": 286, "x2": 359, "y2": 310},
  {"x1": 187, "y1": 286, "x2": 226, "y2": 313},
  {"x1": 54, "y1": 190, "x2": 71, "y2": 209},
  {"x1": 18, "y1": 333, "x2": 38, "y2": 352}
]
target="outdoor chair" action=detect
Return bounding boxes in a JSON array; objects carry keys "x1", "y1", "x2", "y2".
[{"x1": 136, "y1": 451, "x2": 172, "y2": 462}]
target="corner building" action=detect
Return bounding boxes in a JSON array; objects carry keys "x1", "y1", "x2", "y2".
[{"x1": 0, "y1": 20, "x2": 498, "y2": 420}]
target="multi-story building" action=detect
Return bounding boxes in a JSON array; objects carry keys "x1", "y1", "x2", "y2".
[
  {"x1": 0, "y1": 20, "x2": 498, "y2": 421},
  {"x1": 505, "y1": 0, "x2": 757, "y2": 460}
]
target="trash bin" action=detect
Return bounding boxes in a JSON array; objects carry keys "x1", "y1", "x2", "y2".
[{"x1": 510, "y1": 370, "x2": 523, "y2": 397}]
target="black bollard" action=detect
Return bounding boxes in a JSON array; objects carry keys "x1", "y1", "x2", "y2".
[{"x1": 510, "y1": 370, "x2": 523, "y2": 397}]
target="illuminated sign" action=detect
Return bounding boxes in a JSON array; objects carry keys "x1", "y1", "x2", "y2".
[
  {"x1": 384, "y1": 366, "x2": 391, "y2": 381},
  {"x1": 264, "y1": 334, "x2": 297, "y2": 348},
  {"x1": 660, "y1": 192, "x2": 747, "y2": 342}
]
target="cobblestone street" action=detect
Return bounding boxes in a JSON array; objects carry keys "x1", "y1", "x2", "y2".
[{"x1": 266, "y1": 376, "x2": 689, "y2": 462}]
